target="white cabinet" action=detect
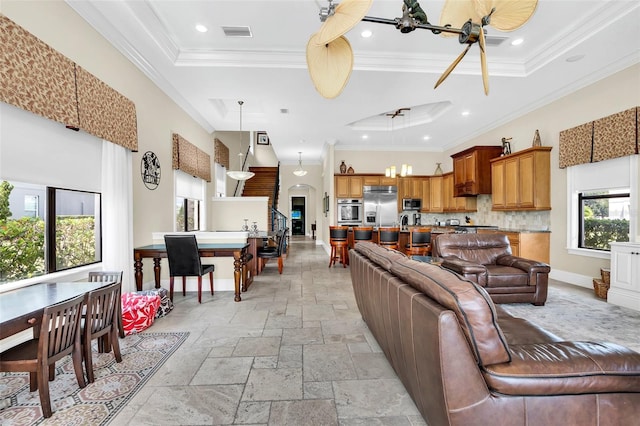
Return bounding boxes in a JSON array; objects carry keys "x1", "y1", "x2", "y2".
[{"x1": 608, "y1": 242, "x2": 640, "y2": 312}]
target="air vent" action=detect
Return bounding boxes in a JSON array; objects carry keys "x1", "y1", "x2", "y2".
[
  {"x1": 222, "y1": 26, "x2": 252, "y2": 38},
  {"x1": 280, "y1": 109, "x2": 289, "y2": 114},
  {"x1": 484, "y1": 35, "x2": 508, "y2": 46}
]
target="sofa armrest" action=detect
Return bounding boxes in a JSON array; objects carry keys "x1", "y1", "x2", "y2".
[
  {"x1": 496, "y1": 255, "x2": 550, "y2": 275},
  {"x1": 441, "y1": 257, "x2": 488, "y2": 286},
  {"x1": 483, "y1": 341, "x2": 640, "y2": 396}
]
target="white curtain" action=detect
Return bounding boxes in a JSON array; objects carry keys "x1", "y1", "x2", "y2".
[{"x1": 101, "y1": 140, "x2": 134, "y2": 292}]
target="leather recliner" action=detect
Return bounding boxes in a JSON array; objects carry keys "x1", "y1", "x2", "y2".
[{"x1": 434, "y1": 233, "x2": 550, "y2": 305}]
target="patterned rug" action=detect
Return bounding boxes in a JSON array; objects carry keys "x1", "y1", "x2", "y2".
[
  {"x1": 0, "y1": 332, "x2": 188, "y2": 425},
  {"x1": 501, "y1": 283, "x2": 640, "y2": 353}
]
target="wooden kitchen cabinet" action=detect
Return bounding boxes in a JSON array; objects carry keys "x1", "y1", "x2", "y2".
[
  {"x1": 477, "y1": 229, "x2": 550, "y2": 264},
  {"x1": 491, "y1": 147, "x2": 552, "y2": 211},
  {"x1": 335, "y1": 175, "x2": 363, "y2": 198},
  {"x1": 398, "y1": 177, "x2": 424, "y2": 210},
  {"x1": 443, "y1": 173, "x2": 477, "y2": 212},
  {"x1": 452, "y1": 146, "x2": 503, "y2": 196},
  {"x1": 429, "y1": 176, "x2": 443, "y2": 212},
  {"x1": 420, "y1": 178, "x2": 431, "y2": 212}
]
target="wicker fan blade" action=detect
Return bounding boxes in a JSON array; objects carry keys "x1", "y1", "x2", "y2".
[
  {"x1": 474, "y1": 0, "x2": 538, "y2": 31},
  {"x1": 316, "y1": 0, "x2": 373, "y2": 46},
  {"x1": 306, "y1": 33, "x2": 354, "y2": 99},
  {"x1": 479, "y1": 28, "x2": 489, "y2": 95},
  {"x1": 434, "y1": 44, "x2": 472, "y2": 89},
  {"x1": 439, "y1": 0, "x2": 482, "y2": 37}
]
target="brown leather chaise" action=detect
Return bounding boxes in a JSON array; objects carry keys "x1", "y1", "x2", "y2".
[{"x1": 434, "y1": 233, "x2": 550, "y2": 305}]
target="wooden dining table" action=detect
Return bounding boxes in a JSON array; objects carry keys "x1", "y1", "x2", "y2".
[
  {"x1": 0, "y1": 281, "x2": 111, "y2": 340},
  {"x1": 133, "y1": 242, "x2": 250, "y2": 302}
]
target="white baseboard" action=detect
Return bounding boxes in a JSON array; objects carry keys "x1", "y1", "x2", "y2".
[{"x1": 549, "y1": 269, "x2": 594, "y2": 289}]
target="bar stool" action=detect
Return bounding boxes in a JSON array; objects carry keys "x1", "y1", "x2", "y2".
[
  {"x1": 405, "y1": 227, "x2": 432, "y2": 256},
  {"x1": 329, "y1": 226, "x2": 349, "y2": 267},
  {"x1": 353, "y1": 226, "x2": 374, "y2": 245},
  {"x1": 377, "y1": 227, "x2": 400, "y2": 250}
]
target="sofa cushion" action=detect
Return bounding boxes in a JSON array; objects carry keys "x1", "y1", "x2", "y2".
[
  {"x1": 484, "y1": 341, "x2": 640, "y2": 395},
  {"x1": 485, "y1": 265, "x2": 530, "y2": 287},
  {"x1": 353, "y1": 241, "x2": 407, "y2": 272},
  {"x1": 390, "y1": 257, "x2": 511, "y2": 366}
]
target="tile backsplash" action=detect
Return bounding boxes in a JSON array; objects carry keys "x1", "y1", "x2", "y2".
[{"x1": 419, "y1": 195, "x2": 551, "y2": 231}]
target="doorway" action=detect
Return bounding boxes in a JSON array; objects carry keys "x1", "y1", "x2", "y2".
[{"x1": 291, "y1": 196, "x2": 305, "y2": 236}]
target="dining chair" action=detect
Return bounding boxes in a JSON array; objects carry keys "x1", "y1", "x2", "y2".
[
  {"x1": 329, "y1": 226, "x2": 349, "y2": 267},
  {"x1": 88, "y1": 271, "x2": 125, "y2": 338},
  {"x1": 353, "y1": 226, "x2": 374, "y2": 244},
  {"x1": 377, "y1": 227, "x2": 400, "y2": 251},
  {"x1": 82, "y1": 282, "x2": 123, "y2": 383},
  {"x1": 0, "y1": 294, "x2": 86, "y2": 418},
  {"x1": 164, "y1": 234, "x2": 214, "y2": 303},
  {"x1": 405, "y1": 227, "x2": 432, "y2": 256},
  {"x1": 257, "y1": 228, "x2": 288, "y2": 274}
]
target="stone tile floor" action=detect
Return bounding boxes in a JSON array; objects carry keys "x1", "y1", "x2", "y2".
[{"x1": 110, "y1": 237, "x2": 427, "y2": 425}]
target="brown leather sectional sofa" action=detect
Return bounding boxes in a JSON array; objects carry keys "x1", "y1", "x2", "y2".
[{"x1": 350, "y1": 242, "x2": 640, "y2": 426}]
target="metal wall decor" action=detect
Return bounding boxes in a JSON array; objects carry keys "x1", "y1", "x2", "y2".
[
  {"x1": 501, "y1": 137, "x2": 512, "y2": 156},
  {"x1": 141, "y1": 151, "x2": 161, "y2": 190}
]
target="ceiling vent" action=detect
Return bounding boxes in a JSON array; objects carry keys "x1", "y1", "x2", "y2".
[
  {"x1": 222, "y1": 26, "x2": 252, "y2": 38},
  {"x1": 280, "y1": 109, "x2": 289, "y2": 114},
  {"x1": 484, "y1": 35, "x2": 509, "y2": 46}
]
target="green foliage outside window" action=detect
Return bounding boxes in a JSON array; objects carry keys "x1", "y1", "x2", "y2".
[
  {"x1": 0, "y1": 217, "x2": 45, "y2": 281},
  {"x1": 583, "y1": 218, "x2": 629, "y2": 251},
  {"x1": 56, "y1": 216, "x2": 97, "y2": 270}
]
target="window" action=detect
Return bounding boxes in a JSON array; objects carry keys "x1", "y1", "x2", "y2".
[
  {"x1": 175, "y1": 170, "x2": 205, "y2": 231},
  {"x1": 215, "y1": 163, "x2": 226, "y2": 197},
  {"x1": 0, "y1": 181, "x2": 102, "y2": 283},
  {"x1": 578, "y1": 190, "x2": 630, "y2": 251}
]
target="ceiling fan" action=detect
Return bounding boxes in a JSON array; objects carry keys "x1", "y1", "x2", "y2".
[{"x1": 306, "y1": 0, "x2": 538, "y2": 98}]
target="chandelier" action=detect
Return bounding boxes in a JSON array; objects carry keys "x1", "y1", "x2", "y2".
[
  {"x1": 293, "y1": 152, "x2": 308, "y2": 177},
  {"x1": 384, "y1": 107, "x2": 412, "y2": 178},
  {"x1": 226, "y1": 101, "x2": 255, "y2": 181}
]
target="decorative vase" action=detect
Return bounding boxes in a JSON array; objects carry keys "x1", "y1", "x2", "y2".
[
  {"x1": 339, "y1": 161, "x2": 347, "y2": 174},
  {"x1": 532, "y1": 129, "x2": 542, "y2": 147},
  {"x1": 347, "y1": 165, "x2": 354, "y2": 174},
  {"x1": 434, "y1": 163, "x2": 443, "y2": 176}
]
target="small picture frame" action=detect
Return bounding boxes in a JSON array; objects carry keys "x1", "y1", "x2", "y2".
[{"x1": 256, "y1": 132, "x2": 269, "y2": 145}]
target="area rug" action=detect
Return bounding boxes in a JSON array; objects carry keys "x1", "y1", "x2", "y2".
[
  {"x1": 0, "y1": 332, "x2": 188, "y2": 425},
  {"x1": 501, "y1": 283, "x2": 640, "y2": 353}
]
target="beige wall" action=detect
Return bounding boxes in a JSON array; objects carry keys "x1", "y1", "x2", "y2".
[{"x1": 2, "y1": 1, "x2": 215, "y2": 288}]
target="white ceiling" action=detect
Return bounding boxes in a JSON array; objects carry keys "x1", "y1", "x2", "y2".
[{"x1": 67, "y1": 0, "x2": 640, "y2": 166}]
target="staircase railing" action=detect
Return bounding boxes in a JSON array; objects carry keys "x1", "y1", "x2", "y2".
[
  {"x1": 232, "y1": 145, "x2": 253, "y2": 197},
  {"x1": 271, "y1": 208, "x2": 287, "y2": 233}
]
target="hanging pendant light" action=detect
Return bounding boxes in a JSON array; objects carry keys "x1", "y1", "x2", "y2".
[
  {"x1": 293, "y1": 152, "x2": 308, "y2": 177},
  {"x1": 226, "y1": 100, "x2": 255, "y2": 181}
]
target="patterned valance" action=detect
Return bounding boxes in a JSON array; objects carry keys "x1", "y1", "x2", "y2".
[
  {"x1": 0, "y1": 15, "x2": 138, "y2": 151},
  {"x1": 559, "y1": 107, "x2": 638, "y2": 168},
  {"x1": 214, "y1": 138, "x2": 230, "y2": 170},
  {"x1": 172, "y1": 133, "x2": 211, "y2": 182},
  {"x1": 0, "y1": 14, "x2": 79, "y2": 128}
]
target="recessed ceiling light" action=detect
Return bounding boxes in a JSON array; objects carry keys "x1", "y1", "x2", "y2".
[
  {"x1": 362, "y1": 134, "x2": 369, "y2": 139},
  {"x1": 423, "y1": 135, "x2": 430, "y2": 141},
  {"x1": 195, "y1": 24, "x2": 208, "y2": 33},
  {"x1": 461, "y1": 111, "x2": 470, "y2": 116},
  {"x1": 566, "y1": 54, "x2": 586, "y2": 63},
  {"x1": 361, "y1": 29, "x2": 372, "y2": 38},
  {"x1": 511, "y1": 38, "x2": 523, "y2": 46}
]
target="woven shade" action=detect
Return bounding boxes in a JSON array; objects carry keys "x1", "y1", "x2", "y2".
[
  {"x1": 474, "y1": 0, "x2": 538, "y2": 31},
  {"x1": 214, "y1": 138, "x2": 230, "y2": 170},
  {"x1": 172, "y1": 133, "x2": 211, "y2": 181},
  {"x1": 316, "y1": 0, "x2": 372, "y2": 46},
  {"x1": 306, "y1": 34, "x2": 353, "y2": 99}
]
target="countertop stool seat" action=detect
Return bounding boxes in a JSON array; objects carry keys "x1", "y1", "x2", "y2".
[
  {"x1": 377, "y1": 227, "x2": 400, "y2": 251},
  {"x1": 329, "y1": 226, "x2": 349, "y2": 267},
  {"x1": 405, "y1": 227, "x2": 432, "y2": 256},
  {"x1": 353, "y1": 226, "x2": 374, "y2": 245}
]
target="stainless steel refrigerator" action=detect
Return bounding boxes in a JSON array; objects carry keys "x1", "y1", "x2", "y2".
[{"x1": 363, "y1": 186, "x2": 398, "y2": 227}]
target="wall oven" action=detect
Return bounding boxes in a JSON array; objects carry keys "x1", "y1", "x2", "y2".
[{"x1": 337, "y1": 199, "x2": 363, "y2": 226}]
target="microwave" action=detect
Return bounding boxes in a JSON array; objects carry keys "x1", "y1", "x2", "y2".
[{"x1": 402, "y1": 198, "x2": 421, "y2": 211}]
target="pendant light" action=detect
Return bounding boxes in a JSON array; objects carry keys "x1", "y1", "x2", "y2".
[
  {"x1": 293, "y1": 152, "x2": 308, "y2": 177},
  {"x1": 226, "y1": 100, "x2": 255, "y2": 181}
]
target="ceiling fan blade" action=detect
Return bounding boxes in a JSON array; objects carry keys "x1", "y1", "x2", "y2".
[
  {"x1": 316, "y1": 0, "x2": 373, "y2": 46},
  {"x1": 439, "y1": 0, "x2": 482, "y2": 37},
  {"x1": 434, "y1": 44, "x2": 472, "y2": 89},
  {"x1": 473, "y1": 0, "x2": 538, "y2": 31},
  {"x1": 479, "y1": 28, "x2": 489, "y2": 95},
  {"x1": 306, "y1": 33, "x2": 354, "y2": 99}
]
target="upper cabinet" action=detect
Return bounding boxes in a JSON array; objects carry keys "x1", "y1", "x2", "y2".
[
  {"x1": 335, "y1": 175, "x2": 363, "y2": 198},
  {"x1": 442, "y1": 173, "x2": 477, "y2": 212},
  {"x1": 451, "y1": 146, "x2": 503, "y2": 196},
  {"x1": 491, "y1": 147, "x2": 552, "y2": 211}
]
